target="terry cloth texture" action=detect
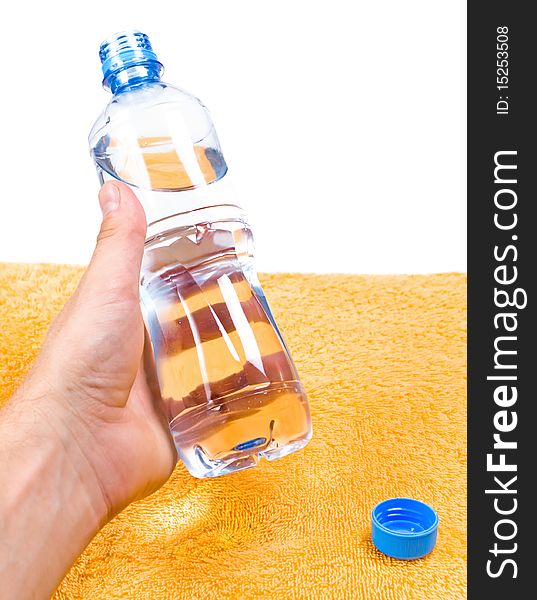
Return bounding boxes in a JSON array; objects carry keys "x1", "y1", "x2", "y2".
[{"x1": 0, "y1": 264, "x2": 467, "y2": 600}]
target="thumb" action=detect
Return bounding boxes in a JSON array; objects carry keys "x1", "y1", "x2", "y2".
[{"x1": 85, "y1": 182, "x2": 147, "y2": 299}]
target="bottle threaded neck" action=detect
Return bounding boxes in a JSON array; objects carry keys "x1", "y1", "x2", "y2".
[{"x1": 99, "y1": 30, "x2": 163, "y2": 93}]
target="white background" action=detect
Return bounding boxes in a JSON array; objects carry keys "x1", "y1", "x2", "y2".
[{"x1": 0, "y1": 1, "x2": 466, "y2": 274}]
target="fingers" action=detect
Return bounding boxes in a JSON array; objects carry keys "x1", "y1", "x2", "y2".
[
  {"x1": 39, "y1": 182, "x2": 148, "y2": 407},
  {"x1": 84, "y1": 182, "x2": 147, "y2": 301}
]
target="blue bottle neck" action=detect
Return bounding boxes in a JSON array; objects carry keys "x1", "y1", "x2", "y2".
[
  {"x1": 107, "y1": 64, "x2": 162, "y2": 94},
  {"x1": 99, "y1": 31, "x2": 164, "y2": 95}
]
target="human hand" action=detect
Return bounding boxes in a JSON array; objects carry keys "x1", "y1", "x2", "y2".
[
  {"x1": 24, "y1": 181, "x2": 177, "y2": 517},
  {"x1": 0, "y1": 182, "x2": 176, "y2": 599}
]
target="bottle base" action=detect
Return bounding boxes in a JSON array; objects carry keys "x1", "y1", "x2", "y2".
[
  {"x1": 169, "y1": 382, "x2": 312, "y2": 479},
  {"x1": 191, "y1": 436, "x2": 311, "y2": 478}
]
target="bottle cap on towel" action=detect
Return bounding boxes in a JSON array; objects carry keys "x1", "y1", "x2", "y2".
[{"x1": 371, "y1": 498, "x2": 439, "y2": 560}]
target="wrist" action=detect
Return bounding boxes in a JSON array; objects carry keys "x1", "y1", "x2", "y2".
[
  {"x1": 0, "y1": 393, "x2": 108, "y2": 598},
  {"x1": 3, "y1": 387, "x2": 110, "y2": 522}
]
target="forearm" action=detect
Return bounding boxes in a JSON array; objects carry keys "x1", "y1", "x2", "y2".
[{"x1": 0, "y1": 395, "x2": 106, "y2": 600}]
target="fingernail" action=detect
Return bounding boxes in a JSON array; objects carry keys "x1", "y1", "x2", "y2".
[{"x1": 99, "y1": 183, "x2": 120, "y2": 216}]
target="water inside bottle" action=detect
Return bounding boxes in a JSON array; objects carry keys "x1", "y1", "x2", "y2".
[
  {"x1": 93, "y1": 139, "x2": 311, "y2": 477},
  {"x1": 140, "y1": 213, "x2": 311, "y2": 478}
]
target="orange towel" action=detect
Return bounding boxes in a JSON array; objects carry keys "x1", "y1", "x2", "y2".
[{"x1": 0, "y1": 264, "x2": 467, "y2": 599}]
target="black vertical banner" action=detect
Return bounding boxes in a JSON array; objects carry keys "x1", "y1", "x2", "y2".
[{"x1": 468, "y1": 3, "x2": 534, "y2": 597}]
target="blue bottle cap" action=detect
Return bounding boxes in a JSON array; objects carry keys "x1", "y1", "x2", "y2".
[{"x1": 371, "y1": 498, "x2": 439, "y2": 560}]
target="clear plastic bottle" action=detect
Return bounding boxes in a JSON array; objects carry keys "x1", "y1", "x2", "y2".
[{"x1": 88, "y1": 31, "x2": 312, "y2": 478}]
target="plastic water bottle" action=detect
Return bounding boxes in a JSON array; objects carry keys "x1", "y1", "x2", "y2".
[{"x1": 88, "y1": 31, "x2": 312, "y2": 478}]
